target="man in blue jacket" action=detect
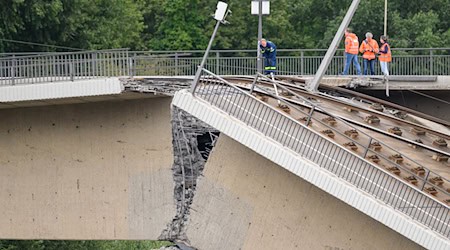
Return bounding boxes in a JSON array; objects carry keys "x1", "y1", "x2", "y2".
[{"x1": 260, "y1": 38, "x2": 277, "y2": 75}]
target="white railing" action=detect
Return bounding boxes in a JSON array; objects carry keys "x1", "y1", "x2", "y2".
[
  {"x1": 0, "y1": 48, "x2": 449, "y2": 86},
  {"x1": 0, "y1": 49, "x2": 129, "y2": 85},
  {"x1": 130, "y1": 48, "x2": 450, "y2": 76}
]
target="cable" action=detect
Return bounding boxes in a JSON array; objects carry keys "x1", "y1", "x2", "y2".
[
  {"x1": 408, "y1": 89, "x2": 450, "y2": 106},
  {"x1": 0, "y1": 38, "x2": 83, "y2": 51}
]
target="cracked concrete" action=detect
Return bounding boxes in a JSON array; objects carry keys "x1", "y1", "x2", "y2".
[{"x1": 159, "y1": 106, "x2": 219, "y2": 247}]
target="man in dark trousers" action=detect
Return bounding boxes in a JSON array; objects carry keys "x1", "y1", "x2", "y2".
[{"x1": 260, "y1": 38, "x2": 277, "y2": 75}]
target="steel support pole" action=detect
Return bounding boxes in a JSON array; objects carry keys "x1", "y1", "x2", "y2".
[
  {"x1": 307, "y1": 0, "x2": 361, "y2": 92},
  {"x1": 257, "y1": 0, "x2": 263, "y2": 73},
  {"x1": 384, "y1": 0, "x2": 388, "y2": 36},
  {"x1": 191, "y1": 20, "x2": 221, "y2": 93}
]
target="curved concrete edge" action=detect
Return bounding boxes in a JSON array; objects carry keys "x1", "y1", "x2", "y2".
[
  {"x1": 0, "y1": 78, "x2": 123, "y2": 102},
  {"x1": 172, "y1": 89, "x2": 450, "y2": 250}
]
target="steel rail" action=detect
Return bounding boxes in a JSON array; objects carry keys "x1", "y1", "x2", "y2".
[
  {"x1": 224, "y1": 75, "x2": 450, "y2": 140},
  {"x1": 278, "y1": 75, "x2": 450, "y2": 127},
  {"x1": 232, "y1": 79, "x2": 450, "y2": 160},
  {"x1": 245, "y1": 75, "x2": 450, "y2": 196}
]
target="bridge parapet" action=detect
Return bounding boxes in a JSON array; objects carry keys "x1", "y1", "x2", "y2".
[
  {"x1": 0, "y1": 49, "x2": 129, "y2": 86},
  {"x1": 129, "y1": 48, "x2": 450, "y2": 76}
]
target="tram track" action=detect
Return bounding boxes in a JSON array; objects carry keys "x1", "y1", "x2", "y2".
[{"x1": 226, "y1": 74, "x2": 450, "y2": 148}]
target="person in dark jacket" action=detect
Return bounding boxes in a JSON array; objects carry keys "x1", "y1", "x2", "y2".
[{"x1": 260, "y1": 38, "x2": 277, "y2": 75}]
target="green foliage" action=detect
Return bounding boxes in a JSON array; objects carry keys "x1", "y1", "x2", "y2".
[
  {"x1": 391, "y1": 11, "x2": 443, "y2": 48},
  {"x1": 0, "y1": 0, "x2": 144, "y2": 52},
  {"x1": 144, "y1": 0, "x2": 216, "y2": 50},
  {"x1": 74, "y1": 0, "x2": 145, "y2": 50},
  {"x1": 0, "y1": 0, "x2": 448, "y2": 51}
]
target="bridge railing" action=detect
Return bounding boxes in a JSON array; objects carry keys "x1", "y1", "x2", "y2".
[
  {"x1": 0, "y1": 49, "x2": 129, "y2": 86},
  {"x1": 131, "y1": 48, "x2": 450, "y2": 76},
  {"x1": 1, "y1": 48, "x2": 448, "y2": 85},
  {"x1": 191, "y1": 68, "x2": 450, "y2": 238}
]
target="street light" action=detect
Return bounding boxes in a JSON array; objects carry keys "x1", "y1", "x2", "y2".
[
  {"x1": 191, "y1": 1, "x2": 231, "y2": 93},
  {"x1": 251, "y1": 0, "x2": 270, "y2": 73},
  {"x1": 384, "y1": 0, "x2": 388, "y2": 36}
]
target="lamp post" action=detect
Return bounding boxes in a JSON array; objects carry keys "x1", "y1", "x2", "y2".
[
  {"x1": 251, "y1": 0, "x2": 270, "y2": 73},
  {"x1": 191, "y1": 1, "x2": 231, "y2": 93},
  {"x1": 384, "y1": 0, "x2": 388, "y2": 36}
]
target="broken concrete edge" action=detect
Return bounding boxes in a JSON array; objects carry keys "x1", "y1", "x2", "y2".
[
  {"x1": 158, "y1": 106, "x2": 219, "y2": 249},
  {"x1": 120, "y1": 78, "x2": 192, "y2": 96}
]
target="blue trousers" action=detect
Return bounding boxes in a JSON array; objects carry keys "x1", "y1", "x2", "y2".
[
  {"x1": 363, "y1": 59, "x2": 376, "y2": 75},
  {"x1": 264, "y1": 57, "x2": 276, "y2": 75},
  {"x1": 342, "y1": 53, "x2": 361, "y2": 75}
]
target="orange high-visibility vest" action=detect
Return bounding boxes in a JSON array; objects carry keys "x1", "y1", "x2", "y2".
[
  {"x1": 345, "y1": 33, "x2": 359, "y2": 55},
  {"x1": 379, "y1": 43, "x2": 392, "y2": 62},
  {"x1": 359, "y1": 39, "x2": 379, "y2": 60}
]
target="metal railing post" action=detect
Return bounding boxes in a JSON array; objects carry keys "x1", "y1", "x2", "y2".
[
  {"x1": 249, "y1": 75, "x2": 259, "y2": 94},
  {"x1": 175, "y1": 53, "x2": 179, "y2": 76},
  {"x1": 70, "y1": 59, "x2": 74, "y2": 81},
  {"x1": 129, "y1": 56, "x2": 134, "y2": 78},
  {"x1": 92, "y1": 52, "x2": 97, "y2": 77},
  {"x1": 125, "y1": 50, "x2": 130, "y2": 77},
  {"x1": 133, "y1": 52, "x2": 137, "y2": 77},
  {"x1": 421, "y1": 169, "x2": 430, "y2": 191},
  {"x1": 430, "y1": 50, "x2": 434, "y2": 75},
  {"x1": 300, "y1": 51, "x2": 304, "y2": 75},
  {"x1": 363, "y1": 138, "x2": 373, "y2": 158},
  {"x1": 306, "y1": 106, "x2": 315, "y2": 126},
  {"x1": 11, "y1": 55, "x2": 16, "y2": 85},
  {"x1": 216, "y1": 51, "x2": 220, "y2": 75}
]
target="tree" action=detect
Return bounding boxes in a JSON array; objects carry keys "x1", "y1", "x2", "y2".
[
  {"x1": 0, "y1": 0, "x2": 145, "y2": 52},
  {"x1": 1, "y1": 0, "x2": 449, "y2": 53},
  {"x1": 143, "y1": 0, "x2": 216, "y2": 50}
]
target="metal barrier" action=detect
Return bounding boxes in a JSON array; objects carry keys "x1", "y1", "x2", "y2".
[
  {"x1": 0, "y1": 48, "x2": 448, "y2": 85},
  {"x1": 131, "y1": 48, "x2": 450, "y2": 76},
  {"x1": 192, "y1": 68, "x2": 450, "y2": 238},
  {"x1": 0, "y1": 49, "x2": 129, "y2": 85}
]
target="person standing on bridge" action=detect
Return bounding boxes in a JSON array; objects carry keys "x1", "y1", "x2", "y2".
[
  {"x1": 378, "y1": 35, "x2": 392, "y2": 78},
  {"x1": 260, "y1": 38, "x2": 277, "y2": 75},
  {"x1": 359, "y1": 32, "x2": 379, "y2": 75},
  {"x1": 342, "y1": 28, "x2": 362, "y2": 75}
]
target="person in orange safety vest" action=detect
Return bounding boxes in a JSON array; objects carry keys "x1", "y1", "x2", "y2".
[
  {"x1": 341, "y1": 28, "x2": 361, "y2": 75},
  {"x1": 359, "y1": 32, "x2": 379, "y2": 75},
  {"x1": 378, "y1": 35, "x2": 391, "y2": 77}
]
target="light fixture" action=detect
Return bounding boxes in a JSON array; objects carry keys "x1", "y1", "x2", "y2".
[
  {"x1": 214, "y1": 2, "x2": 229, "y2": 21},
  {"x1": 251, "y1": 0, "x2": 270, "y2": 15}
]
